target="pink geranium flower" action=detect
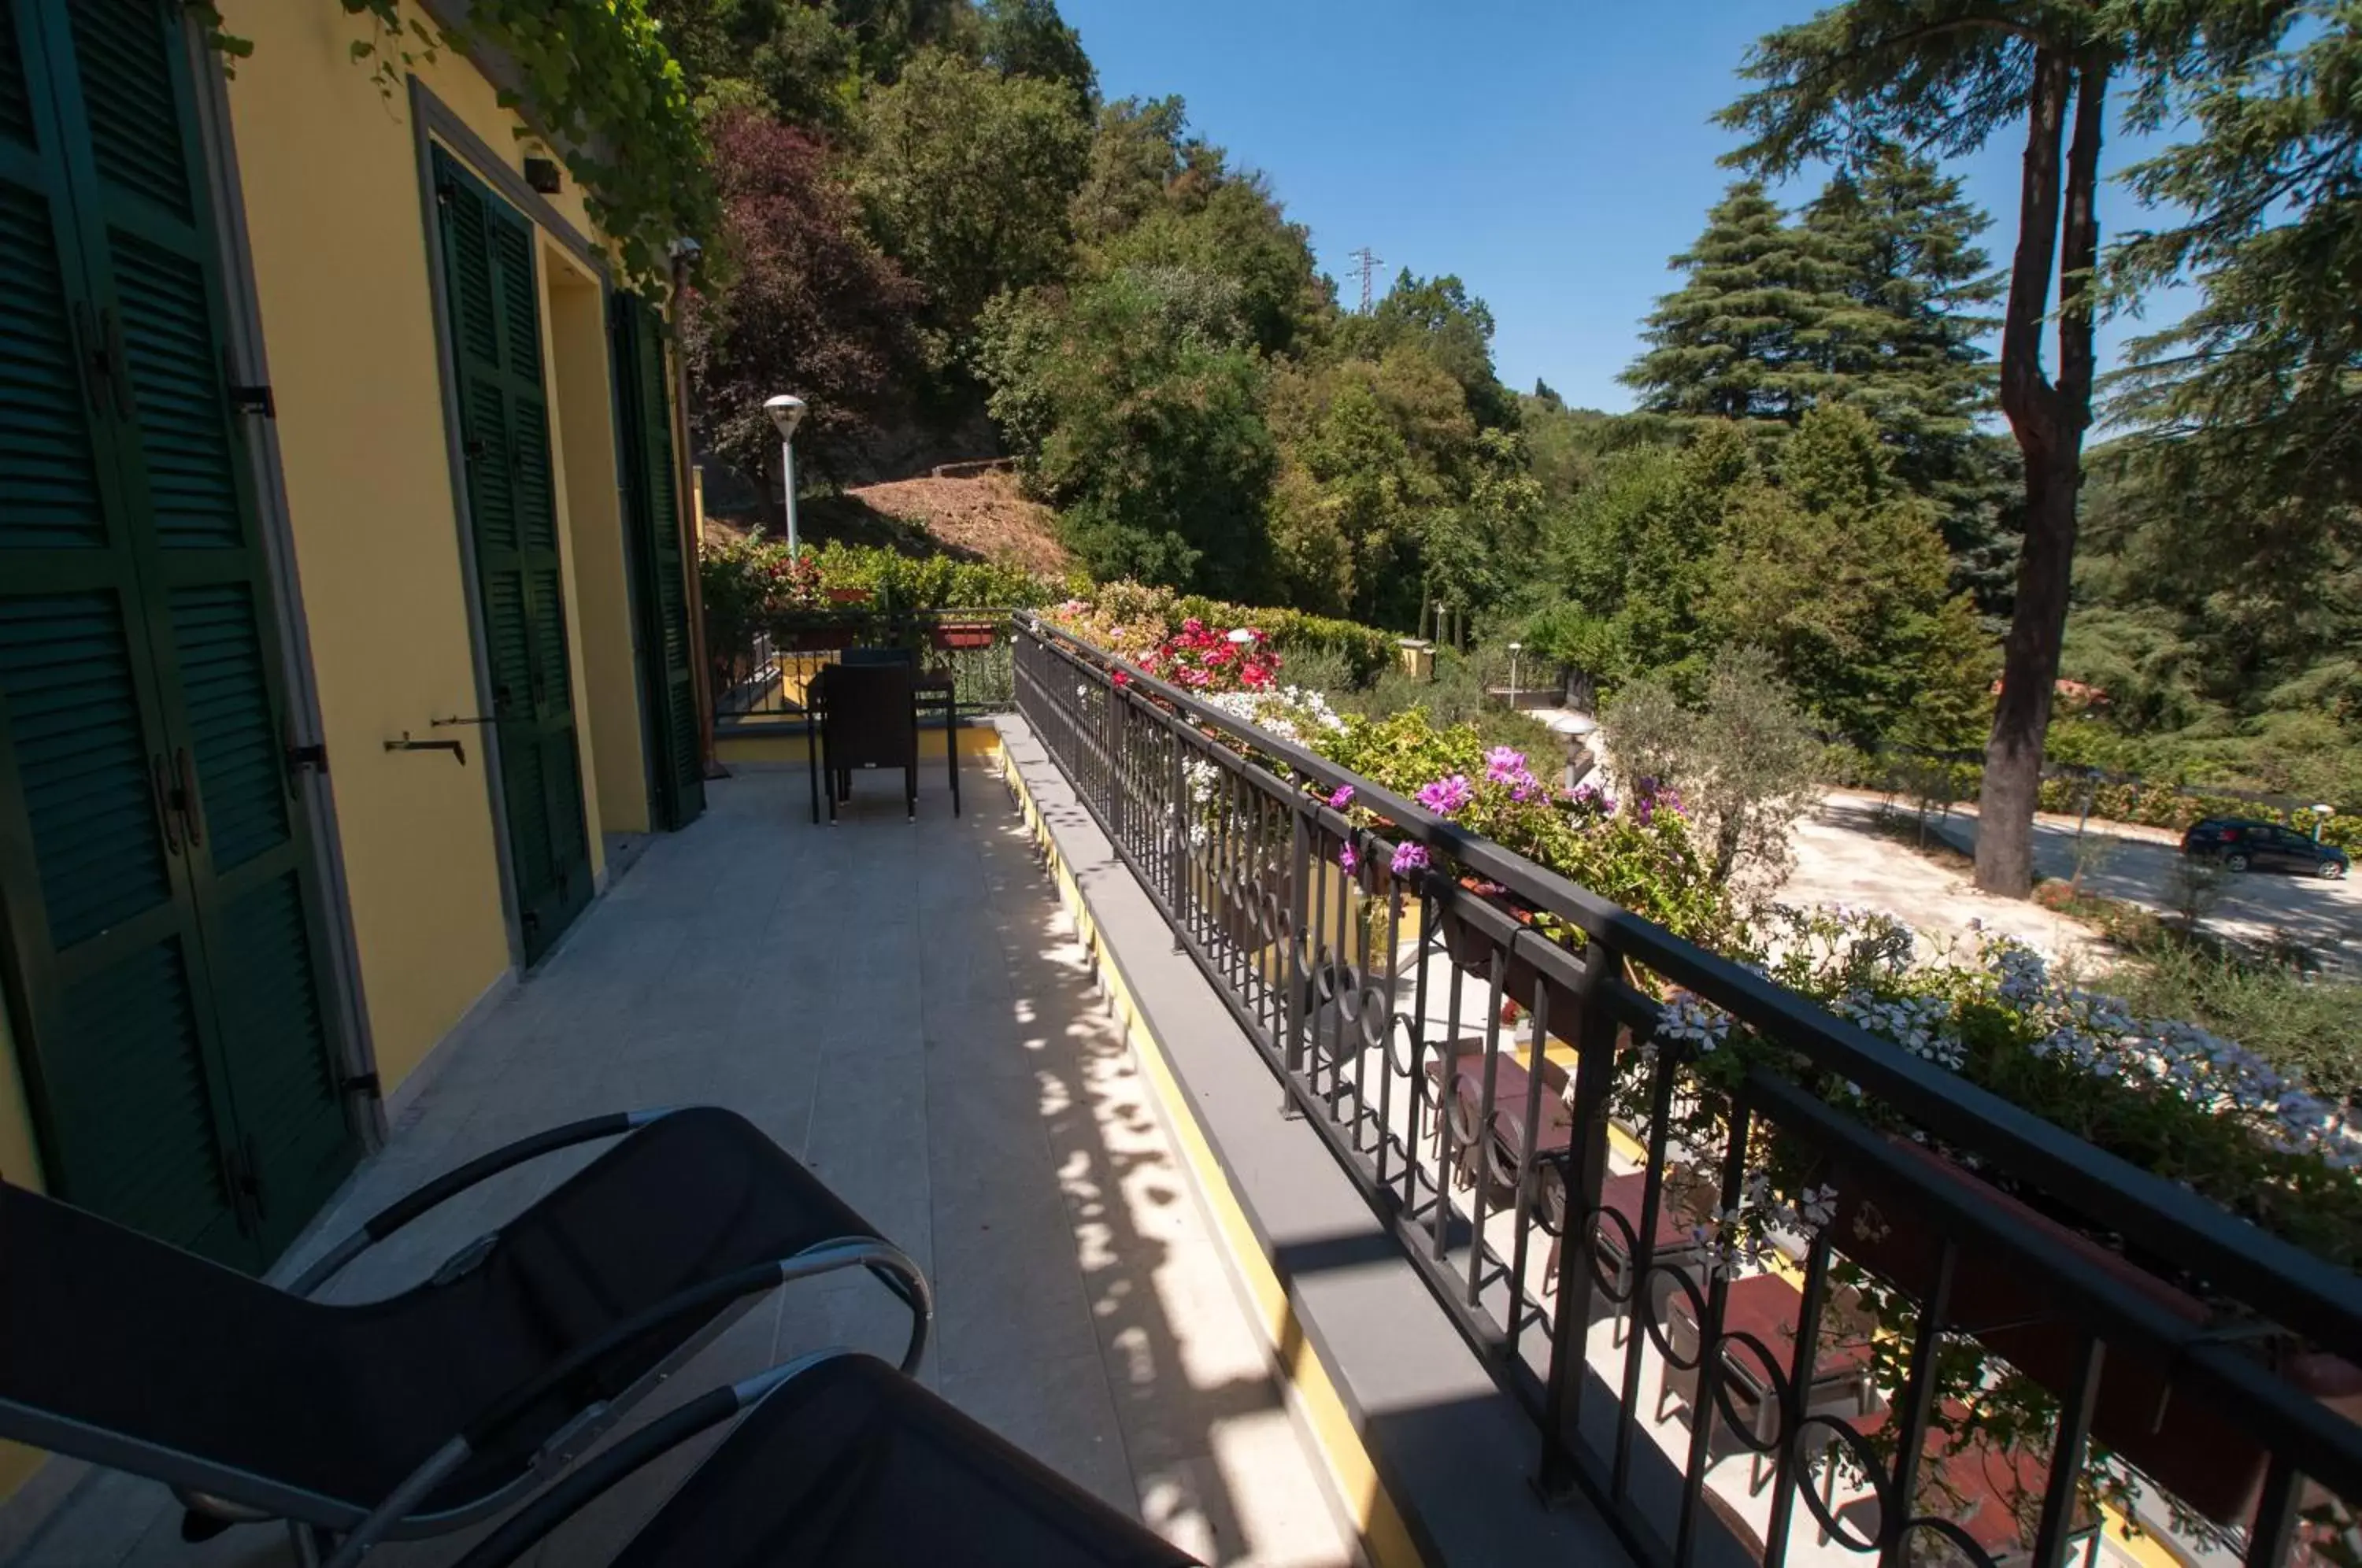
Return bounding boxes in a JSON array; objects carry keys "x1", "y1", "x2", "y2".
[{"x1": 1416, "y1": 775, "x2": 1473, "y2": 815}]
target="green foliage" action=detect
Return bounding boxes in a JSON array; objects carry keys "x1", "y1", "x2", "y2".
[
  {"x1": 2060, "y1": 442, "x2": 2362, "y2": 813},
  {"x1": 1315, "y1": 710, "x2": 1738, "y2": 949},
  {"x1": 2106, "y1": 943, "x2": 2362, "y2": 1105},
  {"x1": 327, "y1": 0, "x2": 716, "y2": 287},
  {"x1": 1050, "y1": 581, "x2": 1398, "y2": 684},
  {"x1": 1623, "y1": 180, "x2": 1834, "y2": 427},
  {"x1": 850, "y1": 49, "x2": 1091, "y2": 341},
  {"x1": 2112, "y1": 7, "x2": 2362, "y2": 531},
  {"x1": 701, "y1": 532, "x2": 1053, "y2": 663},
  {"x1": 979, "y1": 270, "x2": 1274, "y2": 594},
  {"x1": 1090, "y1": 175, "x2": 1327, "y2": 359},
  {"x1": 1531, "y1": 425, "x2": 1751, "y2": 698},
  {"x1": 1341, "y1": 272, "x2": 1518, "y2": 431},
  {"x1": 1603, "y1": 646, "x2": 1823, "y2": 891},
  {"x1": 1263, "y1": 350, "x2": 1472, "y2": 625},
  {"x1": 974, "y1": 0, "x2": 1095, "y2": 113},
  {"x1": 1708, "y1": 405, "x2": 1992, "y2": 749},
  {"x1": 1349, "y1": 649, "x2": 1563, "y2": 756}
]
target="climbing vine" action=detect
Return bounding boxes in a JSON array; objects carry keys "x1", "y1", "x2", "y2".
[{"x1": 201, "y1": 1, "x2": 716, "y2": 290}]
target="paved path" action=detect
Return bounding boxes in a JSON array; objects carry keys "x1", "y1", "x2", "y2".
[
  {"x1": 1823, "y1": 792, "x2": 2362, "y2": 967},
  {"x1": 8, "y1": 764, "x2": 1350, "y2": 1568},
  {"x1": 1781, "y1": 797, "x2": 2107, "y2": 967}
]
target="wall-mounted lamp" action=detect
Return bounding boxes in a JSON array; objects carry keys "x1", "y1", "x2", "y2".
[{"x1": 523, "y1": 156, "x2": 563, "y2": 195}]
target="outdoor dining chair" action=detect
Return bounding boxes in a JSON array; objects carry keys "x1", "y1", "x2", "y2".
[
  {"x1": 449, "y1": 1350, "x2": 1203, "y2": 1567},
  {"x1": 807, "y1": 661, "x2": 922, "y2": 823},
  {"x1": 0, "y1": 1106, "x2": 930, "y2": 1567}
]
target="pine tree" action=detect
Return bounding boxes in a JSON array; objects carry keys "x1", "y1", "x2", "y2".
[
  {"x1": 1623, "y1": 182, "x2": 1838, "y2": 427},
  {"x1": 1803, "y1": 148, "x2": 2015, "y2": 610},
  {"x1": 1720, "y1": 0, "x2": 2294, "y2": 896}
]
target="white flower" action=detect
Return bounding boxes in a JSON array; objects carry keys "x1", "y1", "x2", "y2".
[{"x1": 1657, "y1": 997, "x2": 1731, "y2": 1054}]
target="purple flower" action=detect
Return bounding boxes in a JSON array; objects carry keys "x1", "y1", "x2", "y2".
[
  {"x1": 1338, "y1": 843, "x2": 1358, "y2": 874},
  {"x1": 1390, "y1": 842, "x2": 1430, "y2": 877},
  {"x1": 1564, "y1": 782, "x2": 1616, "y2": 815},
  {"x1": 1484, "y1": 747, "x2": 1528, "y2": 785},
  {"x1": 1415, "y1": 774, "x2": 1473, "y2": 815},
  {"x1": 1327, "y1": 783, "x2": 1356, "y2": 810}
]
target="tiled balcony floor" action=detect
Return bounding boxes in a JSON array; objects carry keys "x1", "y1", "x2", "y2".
[{"x1": 6, "y1": 759, "x2": 1353, "y2": 1568}]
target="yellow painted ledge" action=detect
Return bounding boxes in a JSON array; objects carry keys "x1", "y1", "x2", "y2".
[
  {"x1": 997, "y1": 747, "x2": 1423, "y2": 1568},
  {"x1": 716, "y1": 724, "x2": 1002, "y2": 768}
]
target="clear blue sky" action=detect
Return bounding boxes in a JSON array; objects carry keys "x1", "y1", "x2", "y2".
[{"x1": 1057, "y1": 0, "x2": 2194, "y2": 413}]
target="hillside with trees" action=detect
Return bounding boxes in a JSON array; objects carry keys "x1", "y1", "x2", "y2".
[{"x1": 659, "y1": 0, "x2": 2361, "y2": 896}]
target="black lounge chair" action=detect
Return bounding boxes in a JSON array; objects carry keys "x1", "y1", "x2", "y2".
[
  {"x1": 0, "y1": 1106, "x2": 930, "y2": 1566},
  {"x1": 453, "y1": 1350, "x2": 1202, "y2": 1567}
]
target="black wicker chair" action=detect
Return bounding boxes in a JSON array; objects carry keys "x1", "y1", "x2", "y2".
[
  {"x1": 808, "y1": 662, "x2": 921, "y2": 823},
  {"x1": 0, "y1": 1107, "x2": 930, "y2": 1567},
  {"x1": 451, "y1": 1351, "x2": 1202, "y2": 1568}
]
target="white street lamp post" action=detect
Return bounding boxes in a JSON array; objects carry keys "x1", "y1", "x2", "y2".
[
  {"x1": 764, "y1": 394, "x2": 807, "y2": 554},
  {"x1": 1506, "y1": 641, "x2": 1522, "y2": 710},
  {"x1": 2313, "y1": 804, "x2": 2335, "y2": 842}
]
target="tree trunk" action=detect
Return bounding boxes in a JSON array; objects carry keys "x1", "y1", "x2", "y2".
[{"x1": 1974, "y1": 50, "x2": 2108, "y2": 897}]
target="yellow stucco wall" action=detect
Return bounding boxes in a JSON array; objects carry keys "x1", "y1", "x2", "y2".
[
  {"x1": 220, "y1": 2, "x2": 625, "y2": 1090},
  {"x1": 546, "y1": 261, "x2": 648, "y2": 838}
]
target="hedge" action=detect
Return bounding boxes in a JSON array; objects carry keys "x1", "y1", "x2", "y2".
[{"x1": 1168, "y1": 596, "x2": 1398, "y2": 685}]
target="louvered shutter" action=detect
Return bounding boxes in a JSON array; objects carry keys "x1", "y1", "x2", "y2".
[
  {"x1": 435, "y1": 149, "x2": 592, "y2": 963},
  {"x1": 0, "y1": 0, "x2": 303, "y2": 1267},
  {"x1": 614, "y1": 298, "x2": 703, "y2": 830}
]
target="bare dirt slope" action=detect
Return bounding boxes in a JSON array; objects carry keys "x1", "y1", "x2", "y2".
[{"x1": 840, "y1": 471, "x2": 1070, "y2": 576}]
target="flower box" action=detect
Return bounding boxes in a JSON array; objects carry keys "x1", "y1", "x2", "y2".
[
  {"x1": 825, "y1": 586, "x2": 872, "y2": 606},
  {"x1": 1831, "y1": 1133, "x2": 2362, "y2": 1524},
  {"x1": 778, "y1": 623, "x2": 857, "y2": 652},
  {"x1": 931, "y1": 619, "x2": 998, "y2": 651},
  {"x1": 1439, "y1": 882, "x2": 1597, "y2": 1046}
]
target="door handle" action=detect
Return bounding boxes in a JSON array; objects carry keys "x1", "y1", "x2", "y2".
[
  {"x1": 150, "y1": 755, "x2": 182, "y2": 855},
  {"x1": 174, "y1": 746, "x2": 205, "y2": 849}
]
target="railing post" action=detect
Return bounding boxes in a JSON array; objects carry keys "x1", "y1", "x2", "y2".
[
  {"x1": 1294, "y1": 808, "x2": 1313, "y2": 1077},
  {"x1": 1106, "y1": 682, "x2": 1127, "y2": 849},
  {"x1": 1536, "y1": 939, "x2": 1619, "y2": 1500},
  {"x1": 1168, "y1": 721, "x2": 1189, "y2": 954}
]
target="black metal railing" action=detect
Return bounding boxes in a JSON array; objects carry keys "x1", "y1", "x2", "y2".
[
  {"x1": 1012, "y1": 613, "x2": 2362, "y2": 1568},
  {"x1": 710, "y1": 608, "x2": 1018, "y2": 732}
]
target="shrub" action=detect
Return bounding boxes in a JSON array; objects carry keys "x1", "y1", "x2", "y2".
[{"x1": 1602, "y1": 648, "x2": 1822, "y2": 894}]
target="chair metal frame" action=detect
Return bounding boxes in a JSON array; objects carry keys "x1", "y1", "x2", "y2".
[{"x1": 0, "y1": 1108, "x2": 932, "y2": 1566}]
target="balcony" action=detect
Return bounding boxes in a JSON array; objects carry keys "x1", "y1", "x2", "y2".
[
  {"x1": 5, "y1": 760, "x2": 1356, "y2": 1566},
  {"x1": 13, "y1": 615, "x2": 2360, "y2": 1568}
]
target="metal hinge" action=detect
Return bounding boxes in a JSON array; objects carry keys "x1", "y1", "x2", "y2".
[
  {"x1": 228, "y1": 383, "x2": 275, "y2": 418},
  {"x1": 287, "y1": 740, "x2": 328, "y2": 776},
  {"x1": 340, "y1": 1071, "x2": 380, "y2": 1100}
]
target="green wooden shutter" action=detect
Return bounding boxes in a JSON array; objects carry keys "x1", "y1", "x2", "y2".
[
  {"x1": 614, "y1": 298, "x2": 703, "y2": 830},
  {"x1": 0, "y1": 0, "x2": 246, "y2": 1263},
  {"x1": 435, "y1": 149, "x2": 593, "y2": 963},
  {"x1": 0, "y1": 0, "x2": 355, "y2": 1267}
]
